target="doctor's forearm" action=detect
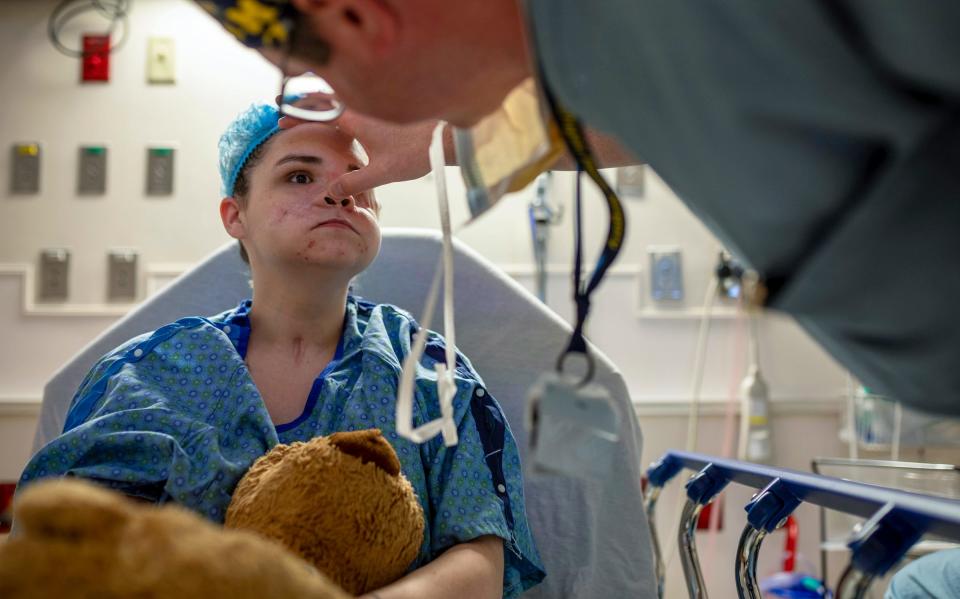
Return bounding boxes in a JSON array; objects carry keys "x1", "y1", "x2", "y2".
[{"x1": 360, "y1": 535, "x2": 504, "y2": 599}]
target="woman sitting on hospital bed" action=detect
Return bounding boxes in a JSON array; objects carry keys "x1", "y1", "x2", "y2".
[{"x1": 17, "y1": 104, "x2": 544, "y2": 599}]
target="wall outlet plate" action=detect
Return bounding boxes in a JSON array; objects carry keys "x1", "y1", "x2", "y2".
[
  {"x1": 11, "y1": 143, "x2": 41, "y2": 194},
  {"x1": 78, "y1": 145, "x2": 107, "y2": 195},
  {"x1": 39, "y1": 248, "x2": 70, "y2": 301},
  {"x1": 616, "y1": 165, "x2": 646, "y2": 198},
  {"x1": 649, "y1": 247, "x2": 684, "y2": 301},
  {"x1": 108, "y1": 250, "x2": 138, "y2": 301},
  {"x1": 147, "y1": 37, "x2": 175, "y2": 84},
  {"x1": 146, "y1": 147, "x2": 174, "y2": 195}
]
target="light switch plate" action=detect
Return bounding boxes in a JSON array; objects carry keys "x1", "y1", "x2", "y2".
[
  {"x1": 39, "y1": 249, "x2": 70, "y2": 301},
  {"x1": 146, "y1": 147, "x2": 174, "y2": 195},
  {"x1": 108, "y1": 250, "x2": 138, "y2": 301},
  {"x1": 649, "y1": 247, "x2": 684, "y2": 301},
  {"x1": 11, "y1": 143, "x2": 40, "y2": 194},
  {"x1": 616, "y1": 165, "x2": 645, "y2": 198},
  {"x1": 78, "y1": 146, "x2": 107, "y2": 195},
  {"x1": 147, "y1": 37, "x2": 176, "y2": 84}
]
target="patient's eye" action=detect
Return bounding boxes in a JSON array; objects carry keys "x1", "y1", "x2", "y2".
[{"x1": 288, "y1": 172, "x2": 313, "y2": 185}]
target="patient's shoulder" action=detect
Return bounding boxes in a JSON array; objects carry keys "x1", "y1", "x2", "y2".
[
  {"x1": 353, "y1": 297, "x2": 414, "y2": 322},
  {"x1": 67, "y1": 315, "x2": 240, "y2": 428},
  {"x1": 109, "y1": 300, "x2": 247, "y2": 360},
  {"x1": 351, "y1": 297, "x2": 419, "y2": 336},
  {"x1": 93, "y1": 313, "x2": 236, "y2": 369},
  {"x1": 351, "y1": 297, "x2": 482, "y2": 383}
]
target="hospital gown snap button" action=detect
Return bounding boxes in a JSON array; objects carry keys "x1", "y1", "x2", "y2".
[
  {"x1": 133, "y1": 348, "x2": 144, "y2": 358},
  {"x1": 476, "y1": 388, "x2": 486, "y2": 397},
  {"x1": 497, "y1": 484, "x2": 506, "y2": 493},
  {"x1": 223, "y1": 325, "x2": 232, "y2": 334}
]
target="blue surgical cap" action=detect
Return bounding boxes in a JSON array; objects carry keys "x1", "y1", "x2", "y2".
[{"x1": 219, "y1": 103, "x2": 281, "y2": 197}]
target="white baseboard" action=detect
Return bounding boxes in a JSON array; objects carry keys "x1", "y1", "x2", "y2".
[{"x1": 0, "y1": 396, "x2": 42, "y2": 417}]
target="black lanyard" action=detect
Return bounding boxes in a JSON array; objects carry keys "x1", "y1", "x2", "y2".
[{"x1": 539, "y1": 80, "x2": 627, "y2": 384}]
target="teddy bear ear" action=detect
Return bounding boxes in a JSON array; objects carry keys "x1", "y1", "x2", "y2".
[
  {"x1": 13, "y1": 478, "x2": 133, "y2": 540},
  {"x1": 328, "y1": 429, "x2": 401, "y2": 477}
]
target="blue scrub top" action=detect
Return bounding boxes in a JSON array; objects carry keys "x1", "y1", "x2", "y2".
[
  {"x1": 886, "y1": 547, "x2": 960, "y2": 599},
  {"x1": 19, "y1": 297, "x2": 545, "y2": 598},
  {"x1": 526, "y1": 0, "x2": 960, "y2": 414}
]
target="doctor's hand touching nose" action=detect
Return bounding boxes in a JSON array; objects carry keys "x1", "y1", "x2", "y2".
[
  {"x1": 278, "y1": 93, "x2": 638, "y2": 199},
  {"x1": 278, "y1": 92, "x2": 455, "y2": 197}
]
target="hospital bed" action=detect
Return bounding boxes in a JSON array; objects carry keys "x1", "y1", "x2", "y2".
[
  {"x1": 31, "y1": 228, "x2": 657, "y2": 598},
  {"x1": 646, "y1": 450, "x2": 960, "y2": 599},
  {"x1": 812, "y1": 457, "x2": 960, "y2": 587}
]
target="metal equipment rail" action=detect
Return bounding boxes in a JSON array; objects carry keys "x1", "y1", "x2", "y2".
[{"x1": 645, "y1": 451, "x2": 960, "y2": 599}]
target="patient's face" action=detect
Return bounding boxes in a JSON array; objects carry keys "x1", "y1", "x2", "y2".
[{"x1": 239, "y1": 124, "x2": 380, "y2": 279}]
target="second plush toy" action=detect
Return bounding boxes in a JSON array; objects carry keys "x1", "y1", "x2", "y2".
[{"x1": 0, "y1": 428, "x2": 424, "y2": 599}]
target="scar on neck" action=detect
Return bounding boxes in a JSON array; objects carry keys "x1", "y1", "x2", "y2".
[{"x1": 291, "y1": 336, "x2": 307, "y2": 364}]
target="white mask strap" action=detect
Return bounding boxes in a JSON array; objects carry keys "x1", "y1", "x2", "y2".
[{"x1": 396, "y1": 122, "x2": 459, "y2": 447}]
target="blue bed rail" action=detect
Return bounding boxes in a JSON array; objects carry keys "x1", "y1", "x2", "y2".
[{"x1": 644, "y1": 451, "x2": 960, "y2": 599}]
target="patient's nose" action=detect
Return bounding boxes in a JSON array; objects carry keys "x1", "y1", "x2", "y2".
[{"x1": 324, "y1": 195, "x2": 353, "y2": 208}]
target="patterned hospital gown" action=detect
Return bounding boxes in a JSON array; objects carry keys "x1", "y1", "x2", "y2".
[{"x1": 19, "y1": 297, "x2": 545, "y2": 598}]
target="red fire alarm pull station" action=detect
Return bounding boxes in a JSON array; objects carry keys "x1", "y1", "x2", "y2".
[{"x1": 82, "y1": 34, "x2": 110, "y2": 82}]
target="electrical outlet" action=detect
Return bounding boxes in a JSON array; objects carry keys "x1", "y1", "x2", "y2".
[
  {"x1": 147, "y1": 37, "x2": 175, "y2": 84},
  {"x1": 649, "y1": 247, "x2": 684, "y2": 301},
  {"x1": 617, "y1": 165, "x2": 646, "y2": 198},
  {"x1": 146, "y1": 147, "x2": 175, "y2": 195},
  {"x1": 108, "y1": 250, "x2": 138, "y2": 301},
  {"x1": 78, "y1": 146, "x2": 107, "y2": 195},
  {"x1": 82, "y1": 34, "x2": 110, "y2": 82},
  {"x1": 11, "y1": 143, "x2": 40, "y2": 194},
  {"x1": 39, "y1": 249, "x2": 70, "y2": 301}
]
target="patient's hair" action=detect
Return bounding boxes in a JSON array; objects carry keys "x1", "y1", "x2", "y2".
[
  {"x1": 233, "y1": 142, "x2": 270, "y2": 208},
  {"x1": 232, "y1": 139, "x2": 272, "y2": 265}
]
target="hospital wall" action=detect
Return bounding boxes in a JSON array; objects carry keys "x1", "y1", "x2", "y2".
[
  {"x1": 1, "y1": 1, "x2": 955, "y2": 597},
  {"x1": 0, "y1": 0, "x2": 850, "y2": 415}
]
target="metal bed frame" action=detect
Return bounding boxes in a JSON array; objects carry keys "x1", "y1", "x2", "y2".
[
  {"x1": 811, "y1": 457, "x2": 959, "y2": 586},
  {"x1": 645, "y1": 451, "x2": 960, "y2": 599}
]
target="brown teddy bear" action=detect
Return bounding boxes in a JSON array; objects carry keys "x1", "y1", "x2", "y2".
[
  {"x1": 226, "y1": 428, "x2": 425, "y2": 595},
  {"x1": 0, "y1": 429, "x2": 424, "y2": 599}
]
